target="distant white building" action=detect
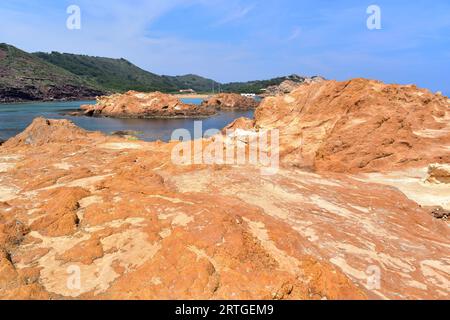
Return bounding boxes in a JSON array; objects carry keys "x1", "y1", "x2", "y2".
[
  {"x1": 179, "y1": 89, "x2": 196, "y2": 94},
  {"x1": 241, "y1": 93, "x2": 256, "y2": 97}
]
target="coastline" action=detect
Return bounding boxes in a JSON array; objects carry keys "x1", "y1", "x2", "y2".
[
  {"x1": 0, "y1": 97, "x2": 98, "y2": 105},
  {"x1": 0, "y1": 94, "x2": 211, "y2": 105},
  {"x1": 82, "y1": 113, "x2": 218, "y2": 120},
  {"x1": 172, "y1": 93, "x2": 212, "y2": 99}
]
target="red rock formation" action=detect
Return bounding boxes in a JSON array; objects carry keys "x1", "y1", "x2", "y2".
[
  {"x1": 0, "y1": 115, "x2": 449, "y2": 300},
  {"x1": 254, "y1": 78, "x2": 450, "y2": 172},
  {"x1": 201, "y1": 93, "x2": 259, "y2": 111},
  {"x1": 81, "y1": 91, "x2": 216, "y2": 118},
  {"x1": 1, "y1": 77, "x2": 449, "y2": 300},
  {"x1": 30, "y1": 187, "x2": 90, "y2": 237},
  {"x1": 3, "y1": 117, "x2": 94, "y2": 148}
]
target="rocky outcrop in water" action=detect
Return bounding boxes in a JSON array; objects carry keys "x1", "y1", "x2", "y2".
[
  {"x1": 81, "y1": 91, "x2": 216, "y2": 118},
  {"x1": 200, "y1": 93, "x2": 259, "y2": 111}
]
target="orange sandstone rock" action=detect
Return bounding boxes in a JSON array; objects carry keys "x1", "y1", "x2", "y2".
[
  {"x1": 56, "y1": 236, "x2": 104, "y2": 265},
  {"x1": 81, "y1": 91, "x2": 216, "y2": 118},
  {"x1": 254, "y1": 78, "x2": 450, "y2": 172},
  {"x1": 30, "y1": 187, "x2": 90, "y2": 237},
  {"x1": 223, "y1": 117, "x2": 255, "y2": 132},
  {"x1": 0, "y1": 78, "x2": 449, "y2": 300}
]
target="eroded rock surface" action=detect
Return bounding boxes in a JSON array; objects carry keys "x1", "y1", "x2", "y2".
[
  {"x1": 253, "y1": 78, "x2": 450, "y2": 172},
  {"x1": 81, "y1": 91, "x2": 216, "y2": 118},
  {"x1": 223, "y1": 117, "x2": 255, "y2": 133},
  {"x1": 201, "y1": 93, "x2": 259, "y2": 111},
  {"x1": 0, "y1": 114, "x2": 448, "y2": 300}
]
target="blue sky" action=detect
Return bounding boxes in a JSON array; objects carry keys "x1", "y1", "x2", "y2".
[{"x1": 1, "y1": 0, "x2": 449, "y2": 94}]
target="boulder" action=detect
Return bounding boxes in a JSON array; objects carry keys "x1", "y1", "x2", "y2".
[{"x1": 3, "y1": 117, "x2": 92, "y2": 148}]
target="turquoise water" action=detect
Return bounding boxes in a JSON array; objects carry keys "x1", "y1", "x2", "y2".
[{"x1": 0, "y1": 99, "x2": 254, "y2": 142}]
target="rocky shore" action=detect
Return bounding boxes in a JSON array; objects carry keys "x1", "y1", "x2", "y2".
[
  {"x1": 0, "y1": 86, "x2": 105, "y2": 104},
  {"x1": 0, "y1": 79, "x2": 449, "y2": 300},
  {"x1": 0, "y1": 43, "x2": 107, "y2": 104},
  {"x1": 81, "y1": 91, "x2": 216, "y2": 118}
]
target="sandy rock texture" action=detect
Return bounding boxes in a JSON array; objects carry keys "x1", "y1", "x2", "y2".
[{"x1": 81, "y1": 91, "x2": 216, "y2": 118}]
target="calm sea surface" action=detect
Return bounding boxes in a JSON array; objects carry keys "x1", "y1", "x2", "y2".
[{"x1": 0, "y1": 98, "x2": 254, "y2": 142}]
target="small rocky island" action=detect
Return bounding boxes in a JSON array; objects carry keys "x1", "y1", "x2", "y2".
[
  {"x1": 80, "y1": 91, "x2": 216, "y2": 118},
  {"x1": 80, "y1": 91, "x2": 260, "y2": 119}
]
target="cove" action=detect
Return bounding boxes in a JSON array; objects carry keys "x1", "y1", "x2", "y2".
[{"x1": 0, "y1": 99, "x2": 254, "y2": 142}]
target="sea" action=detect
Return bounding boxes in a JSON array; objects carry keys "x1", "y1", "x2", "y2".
[{"x1": 0, "y1": 98, "x2": 254, "y2": 142}]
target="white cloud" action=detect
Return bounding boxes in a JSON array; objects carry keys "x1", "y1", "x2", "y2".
[
  {"x1": 214, "y1": 4, "x2": 255, "y2": 26},
  {"x1": 287, "y1": 26, "x2": 302, "y2": 41}
]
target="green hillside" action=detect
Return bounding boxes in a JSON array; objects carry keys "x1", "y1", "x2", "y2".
[
  {"x1": 32, "y1": 51, "x2": 304, "y2": 94},
  {"x1": 0, "y1": 44, "x2": 105, "y2": 102},
  {"x1": 33, "y1": 52, "x2": 218, "y2": 93},
  {"x1": 167, "y1": 74, "x2": 220, "y2": 92}
]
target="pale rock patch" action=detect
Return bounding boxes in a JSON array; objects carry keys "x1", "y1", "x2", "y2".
[
  {"x1": 53, "y1": 162, "x2": 73, "y2": 170},
  {"x1": 245, "y1": 218, "x2": 300, "y2": 274},
  {"x1": 0, "y1": 163, "x2": 15, "y2": 173},
  {"x1": 0, "y1": 185, "x2": 18, "y2": 201},
  {"x1": 360, "y1": 168, "x2": 450, "y2": 210},
  {"x1": 100, "y1": 142, "x2": 143, "y2": 150},
  {"x1": 24, "y1": 227, "x2": 160, "y2": 297}
]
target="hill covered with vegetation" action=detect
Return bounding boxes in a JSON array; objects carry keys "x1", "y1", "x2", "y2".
[
  {"x1": 1, "y1": 43, "x2": 313, "y2": 102},
  {"x1": 33, "y1": 52, "x2": 220, "y2": 93},
  {"x1": 221, "y1": 75, "x2": 309, "y2": 93},
  {"x1": 33, "y1": 51, "x2": 308, "y2": 95},
  {"x1": 0, "y1": 44, "x2": 104, "y2": 102}
]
